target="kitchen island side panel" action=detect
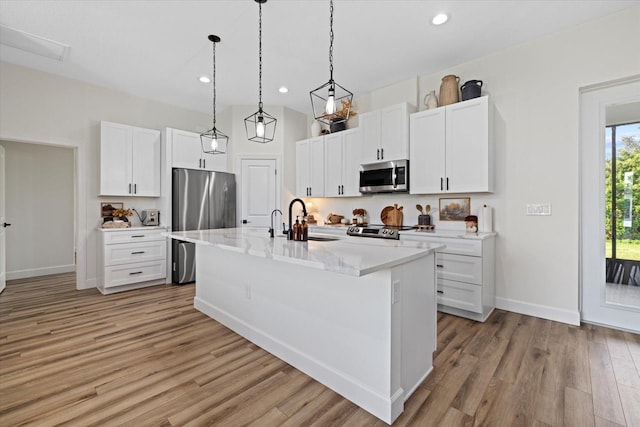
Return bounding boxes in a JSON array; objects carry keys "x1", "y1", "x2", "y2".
[{"x1": 193, "y1": 243, "x2": 435, "y2": 424}]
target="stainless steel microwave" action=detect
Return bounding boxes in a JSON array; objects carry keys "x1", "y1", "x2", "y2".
[{"x1": 359, "y1": 160, "x2": 409, "y2": 193}]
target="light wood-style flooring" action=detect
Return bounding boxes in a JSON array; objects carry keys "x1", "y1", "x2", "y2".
[{"x1": 1, "y1": 273, "x2": 639, "y2": 426}]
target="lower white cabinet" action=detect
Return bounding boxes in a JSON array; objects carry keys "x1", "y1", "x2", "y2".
[
  {"x1": 97, "y1": 227, "x2": 167, "y2": 294},
  {"x1": 401, "y1": 232, "x2": 495, "y2": 322}
]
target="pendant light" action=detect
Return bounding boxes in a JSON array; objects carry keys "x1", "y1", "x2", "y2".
[
  {"x1": 201, "y1": 35, "x2": 228, "y2": 154},
  {"x1": 310, "y1": 0, "x2": 353, "y2": 126},
  {"x1": 245, "y1": 0, "x2": 276, "y2": 143}
]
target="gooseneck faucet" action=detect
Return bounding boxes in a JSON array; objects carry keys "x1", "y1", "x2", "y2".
[
  {"x1": 287, "y1": 198, "x2": 307, "y2": 240},
  {"x1": 269, "y1": 209, "x2": 283, "y2": 238}
]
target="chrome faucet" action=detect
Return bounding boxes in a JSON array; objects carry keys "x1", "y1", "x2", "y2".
[
  {"x1": 269, "y1": 209, "x2": 283, "y2": 238},
  {"x1": 287, "y1": 198, "x2": 307, "y2": 240}
]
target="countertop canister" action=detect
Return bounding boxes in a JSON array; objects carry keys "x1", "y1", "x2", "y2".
[{"x1": 439, "y1": 75, "x2": 460, "y2": 106}]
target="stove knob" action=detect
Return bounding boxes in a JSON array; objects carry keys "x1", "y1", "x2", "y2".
[
  {"x1": 382, "y1": 229, "x2": 388, "y2": 234},
  {"x1": 388, "y1": 230, "x2": 396, "y2": 236}
]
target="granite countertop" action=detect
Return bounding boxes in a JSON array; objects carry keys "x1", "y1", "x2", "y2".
[{"x1": 163, "y1": 227, "x2": 443, "y2": 277}]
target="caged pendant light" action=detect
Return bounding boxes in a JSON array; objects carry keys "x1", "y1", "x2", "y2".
[
  {"x1": 310, "y1": 0, "x2": 353, "y2": 127},
  {"x1": 245, "y1": 0, "x2": 276, "y2": 143},
  {"x1": 201, "y1": 35, "x2": 228, "y2": 155}
]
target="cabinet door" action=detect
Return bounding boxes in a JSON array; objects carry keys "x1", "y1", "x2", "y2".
[
  {"x1": 324, "y1": 133, "x2": 343, "y2": 197},
  {"x1": 131, "y1": 127, "x2": 161, "y2": 196},
  {"x1": 201, "y1": 152, "x2": 228, "y2": 172},
  {"x1": 100, "y1": 121, "x2": 132, "y2": 196},
  {"x1": 409, "y1": 108, "x2": 446, "y2": 194},
  {"x1": 171, "y1": 129, "x2": 204, "y2": 170},
  {"x1": 341, "y1": 128, "x2": 362, "y2": 196},
  {"x1": 309, "y1": 137, "x2": 325, "y2": 197},
  {"x1": 296, "y1": 139, "x2": 310, "y2": 197},
  {"x1": 446, "y1": 97, "x2": 490, "y2": 192},
  {"x1": 380, "y1": 103, "x2": 410, "y2": 161},
  {"x1": 360, "y1": 111, "x2": 380, "y2": 164}
]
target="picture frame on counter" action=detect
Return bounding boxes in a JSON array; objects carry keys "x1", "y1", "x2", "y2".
[{"x1": 439, "y1": 197, "x2": 471, "y2": 221}]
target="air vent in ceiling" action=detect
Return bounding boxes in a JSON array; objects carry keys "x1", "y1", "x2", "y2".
[{"x1": 0, "y1": 24, "x2": 69, "y2": 61}]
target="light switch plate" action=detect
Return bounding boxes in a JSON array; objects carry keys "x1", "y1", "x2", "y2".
[{"x1": 526, "y1": 203, "x2": 552, "y2": 216}]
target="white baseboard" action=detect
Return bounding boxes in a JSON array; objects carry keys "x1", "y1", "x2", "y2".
[
  {"x1": 7, "y1": 264, "x2": 75, "y2": 281},
  {"x1": 495, "y1": 297, "x2": 580, "y2": 326}
]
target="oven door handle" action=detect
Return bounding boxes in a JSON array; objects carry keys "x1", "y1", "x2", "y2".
[{"x1": 392, "y1": 164, "x2": 397, "y2": 189}]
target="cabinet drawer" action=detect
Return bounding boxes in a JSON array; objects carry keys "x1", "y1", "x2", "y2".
[
  {"x1": 104, "y1": 260, "x2": 166, "y2": 288},
  {"x1": 401, "y1": 234, "x2": 482, "y2": 256},
  {"x1": 104, "y1": 241, "x2": 166, "y2": 266},
  {"x1": 437, "y1": 279, "x2": 482, "y2": 314},
  {"x1": 103, "y1": 229, "x2": 166, "y2": 244},
  {"x1": 436, "y1": 253, "x2": 482, "y2": 285}
]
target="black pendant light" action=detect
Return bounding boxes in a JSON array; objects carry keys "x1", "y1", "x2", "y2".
[
  {"x1": 201, "y1": 35, "x2": 228, "y2": 154},
  {"x1": 245, "y1": 0, "x2": 276, "y2": 143},
  {"x1": 310, "y1": 0, "x2": 353, "y2": 126}
]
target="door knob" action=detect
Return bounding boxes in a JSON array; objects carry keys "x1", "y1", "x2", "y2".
[{"x1": 3, "y1": 222, "x2": 10, "y2": 228}]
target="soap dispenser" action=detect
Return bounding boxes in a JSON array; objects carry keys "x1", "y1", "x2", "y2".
[{"x1": 293, "y1": 216, "x2": 301, "y2": 241}]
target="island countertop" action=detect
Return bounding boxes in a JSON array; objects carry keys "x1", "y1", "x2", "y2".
[{"x1": 163, "y1": 227, "x2": 443, "y2": 277}]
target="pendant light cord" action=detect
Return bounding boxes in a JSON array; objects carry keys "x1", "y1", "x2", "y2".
[
  {"x1": 329, "y1": 0, "x2": 334, "y2": 82},
  {"x1": 258, "y1": 1, "x2": 263, "y2": 112},
  {"x1": 212, "y1": 39, "x2": 217, "y2": 129}
]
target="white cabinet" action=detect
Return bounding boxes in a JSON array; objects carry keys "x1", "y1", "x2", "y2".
[
  {"x1": 401, "y1": 232, "x2": 495, "y2": 322},
  {"x1": 97, "y1": 227, "x2": 167, "y2": 294},
  {"x1": 410, "y1": 96, "x2": 492, "y2": 194},
  {"x1": 360, "y1": 102, "x2": 416, "y2": 164},
  {"x1": 324, "y1": 129, "x2": 362, "y2": 197},
  {"x1": 100, "y1": 121, "x2": 161, "y2": 197},
  {"x1": 168, "y1": 128, "x2": 227, "y2": 172},
  {"x1": 296, "y1": 136, "x2": 325, "y2": 197}
]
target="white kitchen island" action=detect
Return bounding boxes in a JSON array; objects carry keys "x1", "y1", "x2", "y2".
[{"x1": 163, "y1": 227, "x2": 443, "y2": 424}]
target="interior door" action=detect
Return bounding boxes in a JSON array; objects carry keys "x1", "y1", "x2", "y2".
[
  {"x1": 240, "y1": 158, "x2": 278, "y2": 228},
  {"x1": 1, "y1": 145, "x2": 7, "y2": 293}
]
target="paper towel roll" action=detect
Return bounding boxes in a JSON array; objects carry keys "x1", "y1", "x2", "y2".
[{"x1": 479, "y1": 205, "x2": 493, "y2": 233}]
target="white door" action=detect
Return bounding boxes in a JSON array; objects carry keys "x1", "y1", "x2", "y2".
[
  {"x1": 1, "y1": 145, "x2": 7, "y2": 293},
  {"x1": 240, "y1": 158, "x2": 278, "y2": 228},
  {"x1": 581, "y1": 79, "x2": 640, "y2": 332}
]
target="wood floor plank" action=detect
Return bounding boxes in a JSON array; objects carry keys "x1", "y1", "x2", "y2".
[
  {"x1": 589, "y1": 341, "x2": 627, "y2": 425},
  {"x1": 1, "y1": 272, "x2": 637, "y2": 427},
  {"x1": 564, "y1": 386, "x2": 596, "y2": 427}
]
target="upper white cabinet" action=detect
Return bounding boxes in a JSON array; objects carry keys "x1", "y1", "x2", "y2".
[
  {"x1": 296, "y1": 136, "x2": 325, "y2": 197},
  {"x1": 100, "y1": 121, "x2": 161, "y2": 197},
  {"x1": 360, "y1": 102, "x2": 416, "y2": 164},
  {"x1": 324, "y1": 128, "x2": 362, "y2": 197},
  {"x1": 410, "y1": 96, "x2": 492, "y2": 194},
  {"x1": 168, "y1": 128, "x2": 227, "y2": 172}
]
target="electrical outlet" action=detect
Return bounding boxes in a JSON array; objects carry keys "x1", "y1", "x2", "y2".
[
  {"x1": 392, "y1": 281, "x2": 400, "y2": 304},
  {"x1": 526, "y1": 203, "x2": 552, "y2": 216}
]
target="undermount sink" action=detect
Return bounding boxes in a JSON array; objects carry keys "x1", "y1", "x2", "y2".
[{"x1": 307, "y1": 236, "x2": 340, "y2": 242}]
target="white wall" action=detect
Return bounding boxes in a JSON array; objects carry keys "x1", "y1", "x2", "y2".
[
  {"x1": 0, "y1": 141, "x2": 75, "y2": 279},
  {"x1": 0, "y1": 62, "x2": 212, "y2": 288},
  {"x1": 310, "y1": 7, "x2": 640, "y2": 324}
]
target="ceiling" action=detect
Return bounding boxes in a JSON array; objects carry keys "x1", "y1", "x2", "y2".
[{"x1": 1, "y1": 0, "x2": 638, "y2": 116}]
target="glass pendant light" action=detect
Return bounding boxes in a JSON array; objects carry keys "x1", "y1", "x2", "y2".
[
  {"x1": 201, "y1": 35, "x2": 228, "y2": 154},
  {"x1": 310, "y1": 0, "x2": 353, "y2": 126},
  {"x1": 245, "y1": 0, "x2": 276, "y2": 143}
]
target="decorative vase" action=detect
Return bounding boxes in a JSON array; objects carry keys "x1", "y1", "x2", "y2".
[
  {"x1": 439, "y1": 74, "x2": 460, "y2": 106},
  {"x1": 310, "y1": 120, "x2": 321, "y2": 137},
  {"x1": 424, "y1": 90, "x2": 438, "y2": 109}
]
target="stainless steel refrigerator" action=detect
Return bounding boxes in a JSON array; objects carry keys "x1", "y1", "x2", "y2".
[{"x1": 172, "y1": 168, "x2": 236, "y2": 284}]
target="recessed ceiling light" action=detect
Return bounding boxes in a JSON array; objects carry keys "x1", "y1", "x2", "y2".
[
  {"x1": 199, "y1": 76, "x2": 211, "y2": 83},
  {"x1": 432, "y1": 13, "x2": 448, "y2": 25},
  {"x1": 279, "y1": 86, "x2": 289, "y2": 93}
]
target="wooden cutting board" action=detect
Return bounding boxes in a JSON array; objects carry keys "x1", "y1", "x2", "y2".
[{"x1": 381, "y1": 204, "x2": 403, "y2": 227}]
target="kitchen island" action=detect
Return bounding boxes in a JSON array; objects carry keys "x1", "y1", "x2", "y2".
[{"x1": 163, "y1": 227, "x2": 443, "y2": 424}]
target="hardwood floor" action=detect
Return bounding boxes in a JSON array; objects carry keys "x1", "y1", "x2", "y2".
[{"x1": 1, "y1": 273, "x2": 639, "y2": 426}]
